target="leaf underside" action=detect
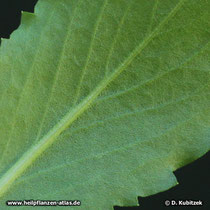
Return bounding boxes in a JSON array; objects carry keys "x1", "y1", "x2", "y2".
[{"x1": 0, "y1": 0, "x2": 210, "y2": 209}]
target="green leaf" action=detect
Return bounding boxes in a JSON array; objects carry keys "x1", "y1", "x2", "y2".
[{"x1": 0, "y1": 0, "x2": 209, "y2": 209}]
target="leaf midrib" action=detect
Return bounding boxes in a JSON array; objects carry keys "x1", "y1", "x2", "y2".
[{"x1": 0, "y1": 0, "x2": 186, "y2": 197}]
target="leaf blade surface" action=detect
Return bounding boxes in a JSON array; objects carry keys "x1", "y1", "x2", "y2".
[{"x1": 0, "y1": 0, "x2": 210, "y2": 209}]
